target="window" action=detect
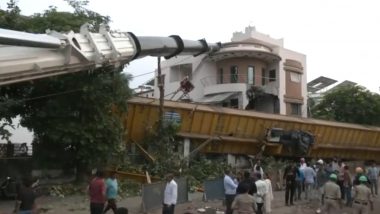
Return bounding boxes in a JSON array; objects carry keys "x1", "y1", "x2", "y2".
[
  {"x1": 169, "y1": 64, "x2": 192, "y2": 82},
  {"x1": 269, "y1": 69, "x2": 276, "y2": 82},
  {"x1": 230, "y1": 98, "x2": 239, "y2": 109},
  {"x1": 290, "y1": 72, "x2": 301, "y2": 83},
  {"x1": 291, "y1": 103, "x2": 302, "y2": 116},
  {"x1": 218, "y1": 68, "x2": 223, "y2": 84},
  {"x1": 247, "y1": 66, "x2": 255, "y2": 85},
  {"x1": 222, "y1": 98, "x2": 239, "y2": 109},
  {"x1": 230, "y1": 66, "x2": 238, "y2": 83},
  {"x1": 261, "y1": 68, "x2": 266, "y2": 85}
]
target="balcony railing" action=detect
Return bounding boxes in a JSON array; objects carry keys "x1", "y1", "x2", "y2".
[
  {"x1": 223, "y1": 42, "x2": 273, "y2": 53},
  {"x1": 200, "y1": 74, "x2": 276, "y2": 87},
  {"x1": 200, "y1": 74, "x2": 279, "y2": 95}
]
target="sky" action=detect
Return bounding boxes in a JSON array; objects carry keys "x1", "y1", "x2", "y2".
[{"x1": 1, "y1": 0, "x2": 379, "y2": 92}]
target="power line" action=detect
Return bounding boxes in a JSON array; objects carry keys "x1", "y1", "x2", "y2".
[
  {"x1": 0, "y1": 89, "x2": 84, "y2": 105},
  {"x1": 130, "y1": 71, "x2": 155, "y2": 78}
]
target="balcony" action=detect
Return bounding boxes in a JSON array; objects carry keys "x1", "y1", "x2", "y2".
[
  {"x1": 200, "y1": 74, "x2": 279, "y2": 96},
  {"x1": 208, "y1": 42, "x2": 281, "y2": 63}
]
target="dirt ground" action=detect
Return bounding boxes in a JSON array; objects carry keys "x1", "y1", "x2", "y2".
[{"x1": 1, "y1": 189, "x2": 379, "y2": 214}]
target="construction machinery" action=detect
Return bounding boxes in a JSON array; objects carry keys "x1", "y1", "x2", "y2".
[
  {"x1": 1, "y1": 25, "x2": 380, "y2": 164},
  {"x1": 0, "y1": 24, "x2": 220, "y2": 85}
]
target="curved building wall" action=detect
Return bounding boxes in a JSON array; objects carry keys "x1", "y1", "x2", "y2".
[{"x1": 216, "y1": 58, "x2": 268, "y2": 86}]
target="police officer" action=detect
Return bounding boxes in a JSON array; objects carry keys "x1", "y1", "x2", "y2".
[
  {"x1": 321, "y1": 173, "x2": 341, "y2": 214},
  {"x1": 353, "y1": 167, "x2": 371, "y2": 187},
  {"x1": 352, "y1": 175, "x2": 373, "y2": 214}
]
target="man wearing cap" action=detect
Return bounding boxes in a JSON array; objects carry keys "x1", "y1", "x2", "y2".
[
  {"x1": 321, "y1": 173, "x2": 341, "y2": 214},
  {"x1": 352, "y1": 176, "x2": 373, "y2": 214}
]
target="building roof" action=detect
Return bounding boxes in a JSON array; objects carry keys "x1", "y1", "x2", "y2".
[
  {"x1": 307, "y1": 76, "x2": 337, "y2": 93},
  {"x1": 327, "y1": 80, "x2": 357, "y2": 92}
]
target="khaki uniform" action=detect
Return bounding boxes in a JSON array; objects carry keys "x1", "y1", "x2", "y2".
[
  {"x1": 352, "y1": 184, "x2": 373, "y2": 214},
  {"x1": 322, "y1": 180, "x2": 341, "y2": 214}
]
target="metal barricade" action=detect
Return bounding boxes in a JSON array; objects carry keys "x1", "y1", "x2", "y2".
[
  {"x1": 203, "y1": 177, "x2": 224, "y2": 201},
  {"x1": 141, "y1": 177, "x2": 188, "y2": 212}
]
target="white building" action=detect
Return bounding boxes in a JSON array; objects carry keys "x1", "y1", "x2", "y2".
[{"x1": 154, "y1": 26, "x2": 308, "y2": 117}]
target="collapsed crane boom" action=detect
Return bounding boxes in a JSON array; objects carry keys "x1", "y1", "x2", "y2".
[{"x1": 0, "y1": 24, "x2": 220, "y2": 85}]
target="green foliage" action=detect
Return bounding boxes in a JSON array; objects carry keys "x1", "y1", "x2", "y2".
[
  {"x1": 18, "y1": 71, "x2": 132, "y2": 170},
  {"x1": 311, "y1": 85, "x2": 380, "y2": 126},
  {"x1": 143, "y1": 123, "x2": 182, "y2": 177},
  {"x1": 183, "y1": 155, "x2": 227, "y2": 191},
  {"x1": 0, "y1": 1, "x2": 131, "y2": 180},
  {"x1": 117, "y1": 179, "x2": 141, "y2": 197},
  {"x1": 0, "y1": 0, "x2": 109, "y2": 33},
  {"x1": 0, "y1": 0, "x2": 23, "y2": 30}
]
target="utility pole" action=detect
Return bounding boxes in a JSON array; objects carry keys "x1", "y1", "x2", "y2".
[{"x1": 157, "y1": 56, "x2": 164, "y2": 131}]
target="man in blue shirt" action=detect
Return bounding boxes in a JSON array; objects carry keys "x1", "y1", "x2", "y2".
[
  {"x1": 224, "y1": 169, "x2": 238, "y2": 214},
  {"x1": 367, "y1": 161, "x2": 379, "y2": 195},
  {"x1": 303, "y1": 163, "x2": 316, "y2": 201},
  {"x1": 103, "y1": 171, "x2": 118, "y2": 213}
]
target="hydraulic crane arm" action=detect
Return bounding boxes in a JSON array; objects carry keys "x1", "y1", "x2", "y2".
[{"x1": 0, "y1": 24, "x2": 220, "y2": 85}]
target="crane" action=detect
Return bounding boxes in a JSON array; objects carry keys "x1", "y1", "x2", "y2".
[{"x1": 0, "y1": 24, "x2": 220, "y2": 85}]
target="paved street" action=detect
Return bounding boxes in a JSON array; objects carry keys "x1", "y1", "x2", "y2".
[{"x1": 1, "y1": 188, "x2": 379, "y2": 214}]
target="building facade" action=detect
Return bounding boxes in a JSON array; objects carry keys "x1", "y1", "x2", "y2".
[{"x1": 154, "y1": 26, "x2": 307, "y2": 117}]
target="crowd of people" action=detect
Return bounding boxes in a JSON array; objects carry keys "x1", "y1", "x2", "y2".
[
  {"x1": 9, "y1": 157, "x2": 379, "y2": 214},
  {"x1": 88, "y1": 170, "x2": 178, "y2": 214},
  {"x1": 283, "y1": 157, "x2": 379, "y2": 214},
  {"x1": 224, "y1": 157, "x2": 379, "y2": 214},
  {"x1": 224, "y1": 160, "x2": 273, "y2": 214}
]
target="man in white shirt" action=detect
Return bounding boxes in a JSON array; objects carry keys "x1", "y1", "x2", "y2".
[
  {"x1": 253, "y1": 159, "x2": 264, "y2": 178},
  {"x1": 254, "y1": 173, "x2": 268, "y2": 214},
  {"x1": 224, "y1": 169, "x2": 238, "y2": 214},
  {"x1": 300, "y1": 158, "x2": 307, "y2": 170},
  {"x1": 162, "y1": 173, "x2": 177, "y2": 214}
]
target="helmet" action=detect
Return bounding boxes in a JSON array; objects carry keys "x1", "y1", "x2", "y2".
[
  {"x1": 355, "y1": 167, "x2": 363, "y2": 174},
  {"x1": 359, "y1": 175, "x2": 368, "y2": 182},
  {"x1": 329, "y1": 173, "x2": 337, "y2": 180},
  {"x1": 317, "y1": 159, "x2": 324, "y2": 164}
]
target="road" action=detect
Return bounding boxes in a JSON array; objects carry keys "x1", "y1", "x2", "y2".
[{"x1": 1, "y1": 189, "x2": 379, "y2": 214}]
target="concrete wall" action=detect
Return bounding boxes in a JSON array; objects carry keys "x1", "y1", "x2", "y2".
[{"x1": 278, "y1": 48, "x2": 307, "y2": 117}]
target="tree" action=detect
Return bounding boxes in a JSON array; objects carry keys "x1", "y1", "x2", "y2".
[
  {"x1": 311, "y1": 85, "x2": 380, "y2": 126},
  {"x1": 0, "y1": 0, "x2": 131, "y2": 180},
  {"x1": 0, "y1": 0, "x2": 23, "y2": 30},
  {"x1": 19, "y1": 71, "x2": 131, "y2": 179},
  {"x1": 0, "y1": 0, "x2": 109, "y2": 33}
]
